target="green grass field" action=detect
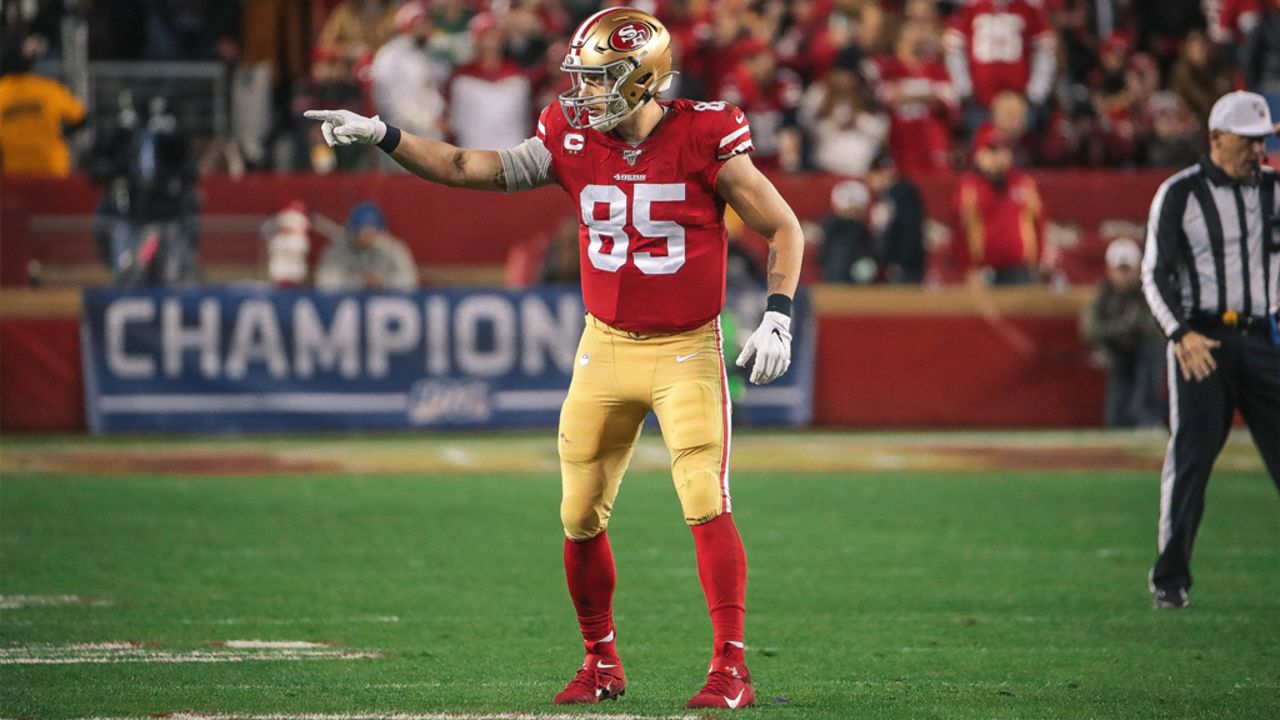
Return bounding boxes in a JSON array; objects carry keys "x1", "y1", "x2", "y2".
[{"x1": 1, "y1": 431, "x2": 1277, "y2": 719}]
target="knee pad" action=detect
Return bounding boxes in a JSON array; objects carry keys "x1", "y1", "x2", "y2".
[
  {"x1": 659, "y1": 382, "x2": 727, "y2": 524},
  {"x1": 561, "y1": 492, "x2": 609, "y2": 541},
  {"x1": 675, "y1": 465, "x2": 725, "y2": 526},
  {"x1": 661, "y1": 382, "x2": 720, "y2": 452}
]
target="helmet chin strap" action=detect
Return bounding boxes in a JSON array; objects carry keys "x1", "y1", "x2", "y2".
[{"x1": 598, "y1": 71, "x2": 676, "y2": 131}]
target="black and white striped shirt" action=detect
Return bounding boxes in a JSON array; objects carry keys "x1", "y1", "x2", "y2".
[{"x1": 1142, "y1": 157, "x2": 1280, "y2": 340}]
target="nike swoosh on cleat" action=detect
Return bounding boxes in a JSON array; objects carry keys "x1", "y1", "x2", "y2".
[
  {"x1": 596, "y1": 661, "x2": 618, "y2": 669},
  {"x1": 724, "y1": 689, "x2": 745, "y2": 709},
  {"x1": 675, "y1": 353, "x2": 700, "y2": 363}
]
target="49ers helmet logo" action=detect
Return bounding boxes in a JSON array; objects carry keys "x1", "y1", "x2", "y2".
[{"x1": 608, "y1": 21, "x2": 652, "y2": 51}]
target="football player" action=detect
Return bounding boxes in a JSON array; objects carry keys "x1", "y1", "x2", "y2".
[{"x1": 305, "y1": 7, "x2": 802, "y2": 710}]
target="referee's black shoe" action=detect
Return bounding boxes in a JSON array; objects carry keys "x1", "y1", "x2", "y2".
[{"x1": 1152, "y1": 587, "x2": 1189, "y2": 609}]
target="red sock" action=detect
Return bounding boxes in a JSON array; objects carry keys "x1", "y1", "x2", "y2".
[
  {"x1": 691, "y1": 513, "x2": 747, "y2": 663},
  {"x1": 564, "y1": 532, "x2": 618, "y2": 658}
]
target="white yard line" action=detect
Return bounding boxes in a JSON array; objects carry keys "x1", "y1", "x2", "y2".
[
  {"x1": 0, "y1": 650, "x2": 383, "y2": 665},
  {"x1": 0, "y1": 642, "x2": 383, "y2": 665},
  {"x1": 0, "y1": 594, "x2": 112, "y2": 609},
  {"x1": 62, "y1": 641, "x2": 142, "y2": 650},
  {"x1": 215, "y1": 640, "x2": 332, "y2": 649},
  {"x1": 3, "y1": 616, "x2": 402, "y2": 628},
  {"x1": 180, "y1": 616, "x2": 401, "y2": 626},
  {"x1": 0, "y1": 652, "x2": 384, "y2": 665}
]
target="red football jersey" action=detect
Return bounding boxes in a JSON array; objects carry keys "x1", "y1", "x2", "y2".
[
  {"x1": 537, "y1": 98, "x2": 754, "y2": 333},
  {"x1": 863, "y1": 55, "x2": 957, "y2": 174},
  {"x1": 945, "y1": 0, "x2": 1053, "y2": 107}
]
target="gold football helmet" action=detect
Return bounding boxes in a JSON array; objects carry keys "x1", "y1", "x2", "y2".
[{"x1": 559, "y1": 7, "x2": 676, "y2": 132}]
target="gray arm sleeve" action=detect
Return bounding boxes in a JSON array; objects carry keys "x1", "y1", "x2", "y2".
[{"x1": 498, "y1": 137, "x2": 555, "y2": 192}]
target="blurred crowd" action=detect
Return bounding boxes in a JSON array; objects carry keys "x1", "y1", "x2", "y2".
[
  {"x1": 6, "y1": 0, "x2": 1274, "y2": 291},
  {"x1": 7, "y1": 0, "x2": 1242, "y2": 425},
  {"x1": 4, "y1": 0, "x2": 1280, "y2": 177},
  {"x1": 4, "y1": 0, "x2": 1272, "y2": 296}
]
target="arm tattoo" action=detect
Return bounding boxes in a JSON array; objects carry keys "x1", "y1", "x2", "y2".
[
  {"x1": 492, "y1": 167, "x2": 506, "y2": 190},
  {"x1": 767, "y1": 246, "x2": 785, "y2": 292},
  {"x1": 451, "y1": 150, "x2": 466, "y2": 174}
]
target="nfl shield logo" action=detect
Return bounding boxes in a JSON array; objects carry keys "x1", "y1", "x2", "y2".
[{"x1": 622, "y1": 149, "x2": 643, "y2": 166}]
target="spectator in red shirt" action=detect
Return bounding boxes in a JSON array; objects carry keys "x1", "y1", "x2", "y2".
[
  {"x1": 944, "y1": 0, "x2": 1056, "y2": 134},
  {"x1": 775, "y1": 0, "x2": 840, "y2": 84},
  {"x1": 661, "y1": 0, "x2": 715, "y2": 94},
  {"x1": 720, "y1": 37, "x2": 805, "y2": 170},
  {"x1": 863, "y1": 20, "x2": 957, "y2": 175},
  {"x1": 956, "y1": 126, "x2": 1047, "y2": 285}
]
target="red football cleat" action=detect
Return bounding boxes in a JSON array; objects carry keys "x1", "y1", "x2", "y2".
[
  {"x1": 552, "y1": 652, "x2": 626, "y2": 704},
  {"x1": 686, "y1": 658, "x2": 755, "y2": 709}
]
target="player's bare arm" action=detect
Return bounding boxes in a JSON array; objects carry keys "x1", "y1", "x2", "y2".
[
  {"x1": 388, "y1": 133, "x2": 507, "y2": 191},
  {"x1": 715, "y1": 153, "x2": 803, "y2": 298},
  {"x1": 715, "y1": 152, "x2": 804, "y2": 385},
  {"x1": 303, "y1": 109, "x2": 507, "y2": 191}
]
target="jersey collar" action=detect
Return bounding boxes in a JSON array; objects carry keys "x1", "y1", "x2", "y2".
[
  {"x1": 599, "y1": 101, "x2": 674, "y2": 148},
  {"x1": 1200, "y1": 155, "x2": 1259, "y2": 187}
]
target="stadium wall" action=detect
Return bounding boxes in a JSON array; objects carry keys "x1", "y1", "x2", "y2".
[
  {"x1": 0, "y1": 286, "x2": 1101, "y2": 432},
  {"x1": 1, "y1": 170, "x2": 1171, "y2": 286}
]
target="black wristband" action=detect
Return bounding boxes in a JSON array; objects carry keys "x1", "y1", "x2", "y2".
[
  {"x1": 766, "y1": 293, "x2": 793, "y2": 317},
  {"x1": 377, "y1": 124, "x2": 402, "y2": 153}
]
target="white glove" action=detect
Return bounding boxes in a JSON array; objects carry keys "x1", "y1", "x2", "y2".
[
  {"x1": 735, "y1": 310, "x2": 792, "y2": 385},
  {"x1": 303, "y1": 109, "x2": 387, "y2": 147}
]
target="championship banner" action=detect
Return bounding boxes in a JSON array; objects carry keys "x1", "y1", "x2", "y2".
[{"x1": 81, "y1": 287, "x2": 813, "y2": 433}]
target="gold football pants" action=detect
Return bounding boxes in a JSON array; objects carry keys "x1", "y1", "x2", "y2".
[{"x1": 558, "y1": 314, "x2": 733, "y2": 541}]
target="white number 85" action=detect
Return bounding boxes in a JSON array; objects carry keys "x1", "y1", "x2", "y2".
[{"x1": 580, "y1": 183, "x2": 687, "y2": 275}]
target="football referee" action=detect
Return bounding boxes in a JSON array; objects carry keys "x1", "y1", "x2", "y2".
[{"x1": 1142, "y1": 91, "x2": 1280, "y2": 610}]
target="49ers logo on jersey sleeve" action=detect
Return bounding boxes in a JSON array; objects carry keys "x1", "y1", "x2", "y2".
[{"x1": 608, "y1": 22, "x2": 652, "y2": 50}]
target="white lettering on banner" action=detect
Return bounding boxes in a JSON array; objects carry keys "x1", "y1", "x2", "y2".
[
  {"x1": 293, "y1": 299, "x2": 360, "y2": 379},
  {"x1": 366, "y1": 297, "x2": 420, "y2": 378},
  {"x1": 520, "y1": 295, "x2": 580, "y2": 374},
  {"x1": 97, "y1": 292, "x2": 587, "y2": 382},
  {"x1": 225, "y1": 300, "x2": 289, "y2": 379},
  {"x1": 106, "y1": 298, "x2": 156, "y2": 378},
  {"x1": 162, "y1": 298, "x2": 221, "y2": 378},
  {"x1": 425, "y1": 296, "x2": 450, "y2": 375},
  {"x1": 455, "y1": 296, "x2": 516, "y2": 377}
]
